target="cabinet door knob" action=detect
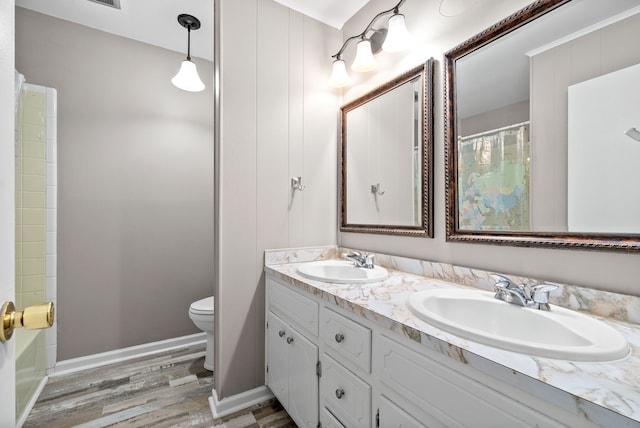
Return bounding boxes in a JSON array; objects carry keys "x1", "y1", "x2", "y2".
[
  {"x1": 279, "y1": 330, "x2": 285, "y2": 338},
  {"x1": 286, "y1": 336, "x2": 294, "y2": 344},
  {"x1": 335, "y1": 388, "x2": 345, "y2": 399},
  {"x1": 335, "y1": 333, "x2": 345, "y2": 343}
]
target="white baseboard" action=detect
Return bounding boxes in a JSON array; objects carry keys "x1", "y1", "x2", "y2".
[
  {"x1": 209, "y1": 385, "x2": 274, "y2": 419},
  {"x1": 51, "y1": 333, "x2": 206, "y2": 377},
  {"x1": 16, "y1": 375, "x2": 48, "y2": 428}
]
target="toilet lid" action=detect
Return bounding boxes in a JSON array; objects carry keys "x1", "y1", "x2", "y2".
[{"x1": 190, "y1": 296, "x2": 214, "y2": 315}]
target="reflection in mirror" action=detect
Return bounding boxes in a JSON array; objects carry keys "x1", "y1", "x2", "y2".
[
  {"x1": 445, "y1": 0, "x2": 640, "y2": 250},
  {"x1": 341, "y1": 60, "x2": 434, "y2": 236}
]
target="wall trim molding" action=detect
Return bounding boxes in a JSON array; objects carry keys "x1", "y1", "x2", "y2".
[
  {"x1": 51, "y1": 333, "x2": 206, "y2": 377},
  {"x1": 208, "y1": 385, "x2": 274, "y2": 419}
]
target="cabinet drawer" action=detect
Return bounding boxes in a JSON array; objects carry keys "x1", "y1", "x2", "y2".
[
  {"x1": 321, "y1": 354, "x2": 371, "y2": 428},
  {"x1": 267, "y1": 278, "x2": 318, "y2": 337},
  {"x1": 321, "y1": 307, "x2": 371, "y2": 372}
]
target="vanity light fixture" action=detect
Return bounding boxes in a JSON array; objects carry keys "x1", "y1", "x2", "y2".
[
  {"x1": 171, "y1": 14, "x2": 205, "y2": 92},
  {"x1": 329, "y1": 0, "x2": 412, "y2": 88},
  {"x1": 625, "y1": 127, "x2": 640, "y2": 142}
]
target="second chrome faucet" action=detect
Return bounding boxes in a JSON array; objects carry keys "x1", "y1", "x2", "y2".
[{"x1": 492, "y1": 274, "x2": 558, "y2": 311}]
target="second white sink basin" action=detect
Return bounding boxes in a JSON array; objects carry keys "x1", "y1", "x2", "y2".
[
  {"x1": 407, "y1": 288, "x2": 630, "y2": 362},
  {"x1": 297, "y1": 260, "x2": 388, "y2": 284}
]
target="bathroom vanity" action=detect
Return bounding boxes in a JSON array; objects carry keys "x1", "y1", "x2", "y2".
[{"x1": 264, "y1": 247, "x2": 640, "y2": 428}]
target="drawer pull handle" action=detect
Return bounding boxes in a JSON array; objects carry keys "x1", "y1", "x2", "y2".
[
  {"x1": 286, "y1": 337, "x2": 294, "y2": 344},
  {"x1": 335, "y1": 388, "x2": 345, "y2": 399},
  {"x1": 279, "y1": 330, "x2": 285, "y2": 338},
  {"x1": 335, "y1": 333, "x2": 345, "y2": 343}
]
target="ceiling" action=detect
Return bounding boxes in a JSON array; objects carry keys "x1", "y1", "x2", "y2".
[
  {"x1": 15, "y1": 0, "x2": 371, "y2": 62},
  {"x1": 272, "y1": 0, "x2": 370, "y2": 29},
  {"x1": 16, "y1": 0, "x2": 216, "y2": 61}
]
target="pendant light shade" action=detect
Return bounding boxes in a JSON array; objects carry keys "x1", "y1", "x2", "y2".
[
  {"x1": 172, "y1": 14, "x2": 205, "y2": 92},
  {"x1": 172, "y1": 60, "x2": 205, "y2": 92},
  {"x1": 382, "y1": 13, "x2": 412, "y2": 53},
  {"x1": 329, "y1": 59, "x2": 352, "y2": 88},
  {"x1": 351, "y1": 39, "x2": 377, "y2": 72}
]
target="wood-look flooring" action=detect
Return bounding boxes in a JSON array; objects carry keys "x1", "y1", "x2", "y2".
[{"x1": 23, "y1": 343, "x2": 296, "y2": 428}]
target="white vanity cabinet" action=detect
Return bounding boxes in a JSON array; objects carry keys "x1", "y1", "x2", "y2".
[
  {"x1": 376, "y1": 395, "x2": 428, "y2": 428},
  {"x1": 266, "y1": 275, "x2": 602, "y2": 428},
  {"x1": 266, "y1": 280, "x2": 319, "y2": 428}
]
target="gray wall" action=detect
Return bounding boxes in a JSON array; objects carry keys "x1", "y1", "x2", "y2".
[
  {"x1": 215, "y1": 0, "x2": 339, "y2": 399},
  {"x1": 16, "y1": 8, "x2": 215, "y2": 360},
  {"x1": 340, "y1": 0, "x2": 640, "y2": 296}
]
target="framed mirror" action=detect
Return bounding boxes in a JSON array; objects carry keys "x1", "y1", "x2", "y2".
[
  {"x1": 340, "y1": 60, "x2": 434, "y2": 237},
  {"x1": 445, "y1": 0, "x2": 640, "y2": 251}
]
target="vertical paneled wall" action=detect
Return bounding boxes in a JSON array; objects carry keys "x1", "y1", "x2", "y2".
[{"x1": 216, "y1": 0, "x2": 339, "y2": 399}]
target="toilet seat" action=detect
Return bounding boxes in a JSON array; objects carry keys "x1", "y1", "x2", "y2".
[{"x1": 190, "y1": 296, "x2": 214, "y2": 315}]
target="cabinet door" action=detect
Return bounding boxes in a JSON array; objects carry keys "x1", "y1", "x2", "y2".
[
  {"x1": 320, "y1": 407, "x2": 346, "y2": 428},
  {"x1": 375, "y1": 334, "x2": 565, "y2": 427},
  {"x1": 266, "y1": 311, "x2": 289, "y2": 406},
  {"x1": 288, "y1": 327, "x2": 319, "y2": 428},
  {"x1": 378, "y1": 395, "x2": 430, "y2": 428}
]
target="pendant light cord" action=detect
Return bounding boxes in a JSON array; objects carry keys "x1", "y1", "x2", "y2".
[{"x1": 187, "y1": 26, "x2": 192, "y2": 61}]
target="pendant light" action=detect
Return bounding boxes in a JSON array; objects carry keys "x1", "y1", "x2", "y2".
[{"x1": 172, "y1": 14, "x2": 205, "y2": 92}]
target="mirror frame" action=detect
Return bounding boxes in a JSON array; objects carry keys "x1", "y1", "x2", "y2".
[
  {"x1": 340, "y1": 59, "x2": 434, "y2": 237},
  {"x1": 444, "y1": 0, "x2": 640, "y2": 252}
]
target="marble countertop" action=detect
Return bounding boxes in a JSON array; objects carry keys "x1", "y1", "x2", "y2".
[{"x1": 265, "y1": 251, "x2": 640, "y2": 427}]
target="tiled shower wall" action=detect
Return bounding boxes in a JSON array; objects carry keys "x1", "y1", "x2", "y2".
[{"x1": 15, "y1": 83, "x2": 57, "y2": 371}]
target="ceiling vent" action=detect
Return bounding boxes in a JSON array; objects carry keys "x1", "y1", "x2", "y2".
[{"x1": 87, "y1": 0, "x2": 121, "y2": 10}]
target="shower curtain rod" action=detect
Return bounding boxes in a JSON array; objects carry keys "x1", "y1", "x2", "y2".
[{"x1": 458, "y1": 120, "x2": 530, "y2": 142}]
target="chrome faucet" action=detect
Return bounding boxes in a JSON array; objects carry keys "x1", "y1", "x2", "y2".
[
  {"x1": 342, "y1": 251, "x2": 375, "y2": 269},
  {"x1": 492, "y1": 274, "x2": 558, "y2": 311}
]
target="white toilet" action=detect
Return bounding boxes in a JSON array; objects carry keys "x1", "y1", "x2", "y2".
[{"x1": 189, "y1": 296, "x2": 214, "y2": 371}]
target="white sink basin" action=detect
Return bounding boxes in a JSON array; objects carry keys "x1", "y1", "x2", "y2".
[
  {"x1": 407, "y1": 288, "x2": 630, "y2": 362},
  {"x1": 297, "y1": 260, "x2": 388, "y2": 284}
]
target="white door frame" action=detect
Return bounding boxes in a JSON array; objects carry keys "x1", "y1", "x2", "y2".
[{"x1": 0, "y1": 0, "x2": 17, "y2": 425}]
